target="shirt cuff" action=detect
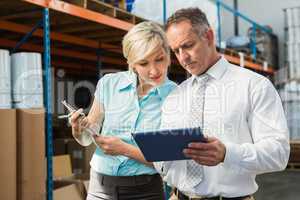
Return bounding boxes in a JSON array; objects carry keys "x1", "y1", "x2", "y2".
[
  {"x1": 223, "y1": 142, "x2": 243, "y2": 171},
  {"x1": 153, "y1": 161, "x2": 173, "y2": 176},
  {"x1": 153, "y1": 161, "x2": 164, "y2": 174}
]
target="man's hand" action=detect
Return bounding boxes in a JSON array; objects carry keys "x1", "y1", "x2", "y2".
[
  {"x1": 183, "y1": 136, "x2": 226, "y2": 166},
  {"x1": 93, "y1": 135, "x2": 128, "y2": 156}
]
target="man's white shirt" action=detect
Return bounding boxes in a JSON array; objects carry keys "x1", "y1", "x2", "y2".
[{"x1": 154, "y1": 57, "x2": 290, "y2": 197}]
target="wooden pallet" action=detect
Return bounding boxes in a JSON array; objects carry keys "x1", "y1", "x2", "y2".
[
  {"x1": 224, "y1": 48, "x2": 254, "y2": 62},
  {"x1": 287, "y1": 140, "x2": 300, "y2": 171},
  {"x1": 223, "y1": 47, "x2": 274, "y2": 73},
  {"x1": 286, "y1": 162, "x2": 300, "y2": 170},
  {"x1": 63, "y1": 0, "x2": 145, "y2": 24}
]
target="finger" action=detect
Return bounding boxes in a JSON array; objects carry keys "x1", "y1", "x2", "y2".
[
  {"x1": 94, "y1": 135, "x2": 106, "y2": 145},
  {"x1": 188, "y1": 142, "x2": 213, "y2": 150},
  {"x1": 205, "y1": 136, "x2": 218, "y2": 143},
  {"x1": 80, "y1": 117, "x2": 89, "y2": 128},
  {"x1": 70, "y1": 108, "x2": 83, "y2": 124},
  {"x1": 183, "y1": 148, "x2": 215, "y2": 157},
  {"x1": 189, "y1": 155, "x2": 217, "y2": 165}
]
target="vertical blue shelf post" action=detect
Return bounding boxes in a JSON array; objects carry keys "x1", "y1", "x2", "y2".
[
  {"x1": 163, "y1": 0, "x2": 167, "y2": 24},
  {"x1": 43, "y1": 8, "x2": 53, "y2": 200},
  {"x1": 217, "y1": 0, "x2": 222, "y2": 48},
  {"x1": 250, "y1": 23, "x2": 257, "y2": 59}
]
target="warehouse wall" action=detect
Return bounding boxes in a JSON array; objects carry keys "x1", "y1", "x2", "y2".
[{"x1": 219, "y1": 0, "x2": 300, "y2": 68}]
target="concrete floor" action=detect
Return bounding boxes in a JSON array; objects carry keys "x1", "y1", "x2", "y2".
[{"x1": 254, "y1": 170, "x2": 300, "y2": 200}]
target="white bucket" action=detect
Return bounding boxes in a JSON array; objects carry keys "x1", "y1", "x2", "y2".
[
  {"x1": 0, "y1": 77, "x2": 10, "y2": 93},
  {"x1": 0, "y1": 93, "x2": 11, "y2": 109},
  {"x1": 11, "y1": 52, "x2": 43, "y2": 94},
  {"x1": 12, "y1": 76, "x2": 43, "y2": 94},
  {"x1": 0, "y1": 49, "x2": 10, "y2": 93},
  {"x1": 13, "y1": 93, "x2": 43, "y2": 109}
]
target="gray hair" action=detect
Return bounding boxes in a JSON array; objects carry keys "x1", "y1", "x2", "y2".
[{"x1": 165, "y1": 7, "x2": 210, "y2": 37}]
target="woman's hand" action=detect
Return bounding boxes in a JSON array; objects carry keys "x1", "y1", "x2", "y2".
[
  {"x1": 94, "y1": 135, "x2": 153, "y2": 166},
  {"x1": 94, "y1": 135, "x2": 129, "y2": 156},
  {"x1": 69, "y1": 108, "x2": 90, "y2": 139}
]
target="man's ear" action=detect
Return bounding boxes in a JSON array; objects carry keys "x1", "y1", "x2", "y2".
[{"x1": 205, "y1": 28, "x2": 215, "y2": 46}]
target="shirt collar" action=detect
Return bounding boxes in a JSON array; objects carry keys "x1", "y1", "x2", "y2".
[
  {"x1": 118, "y1": 71, "x2": 173, "y2": 99},
  {"x1": 118, "y1": 71, "x2": 137, "y2": 91},
  {"x1": 191, "y1": 56, "x2": 228, "y2": 84},
  {"x1": 141, "y1": 77, "x2": 173, "y2": 100},
  {"x1": 206, "y1": 56, "x2": 228, "y2": 80},
  {"x1": 155, "y1": 78, "x2": 174, "y2": 99}
]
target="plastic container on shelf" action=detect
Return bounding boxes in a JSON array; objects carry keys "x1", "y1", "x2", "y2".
[
  {"x1": 13, "y1": 93, "x2": 43, "y2": 109},
  {"x1": 11, "y1": 52, "x2": 43, "y2": 94},
  {"x1": 0, "y1": 49, "x2": 11, "y2": 93},
  {"x1": 0, "y1": 49, "x2": 11, "y2": 108},
  {"x1": 0, "y1": 93, "x2": 11, "y2": 109},
  {"x1": 11, "y1": 52, "x2": 43, "y2": 108}
]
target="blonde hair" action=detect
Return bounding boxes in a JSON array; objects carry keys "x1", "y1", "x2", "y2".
[{"x1": 122, "y1": 21, "x2": 170, "y2": 69}]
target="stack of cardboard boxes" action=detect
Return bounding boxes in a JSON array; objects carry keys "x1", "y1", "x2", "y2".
[
  {"x1": 0, "y1": 109, "x2": 17, "y2": 200},
  {"x1": 0, "y1": 109, "x2": 46, "y2": 200},
  {"x1": 0, "y1": 108, "x2": 95, "y2": 199}
]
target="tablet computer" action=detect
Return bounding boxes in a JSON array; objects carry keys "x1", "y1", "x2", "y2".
[{"x1": 131, "y1": 127, "x2": 206, "y2": 162}]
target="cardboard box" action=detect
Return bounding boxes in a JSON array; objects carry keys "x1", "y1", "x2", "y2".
[
  {"x1": 53, "y1": 155, "x2": 73, "y2": 179},
  {"x1": 54, "y1": 184, "x2": 83, "y2": 200},
  {"x1": 53, "y1": 154, "x2": 89, "y2": 200},
  {"x1": 16, "y1": 109, "x2": 46, "y2": 200},
  {"x1": 0, "y1": 109, "x2": 17, "y2": 200}
]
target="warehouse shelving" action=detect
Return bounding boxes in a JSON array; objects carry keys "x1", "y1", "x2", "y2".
[
  {"x1": 214, "y1": 0, "x2": 277, "y2": 73},
  {"x1": 0, "y1": 0, "x2": 277, "y2": 199}
]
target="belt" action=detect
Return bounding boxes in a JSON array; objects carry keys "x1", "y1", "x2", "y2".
[
  {"x1": 175, "y1": 189, "x2": 251, "y2": 200},
  {"x1": 98, "y1": 173, "x2": 160, "y2": 187}
]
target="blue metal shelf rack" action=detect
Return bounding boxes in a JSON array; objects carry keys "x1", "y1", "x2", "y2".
[
  {"x1": 161, "y1": 0, "x2": 273, "y2": 60},
  {"x1": 215, "y1": 0, "x2": 272, "y2": 59},
  {"x1": 8, "y1": 7, "x2": 53, "y2": 200}
]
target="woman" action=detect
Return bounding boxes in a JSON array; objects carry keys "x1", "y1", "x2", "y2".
[{"x1": 70, "y1": 21, "x2": 177, "y2": 200}]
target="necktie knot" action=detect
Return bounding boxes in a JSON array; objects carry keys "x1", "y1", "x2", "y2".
[{"x1": 195, "y1": 73, "x2": 209, "y2": 87}]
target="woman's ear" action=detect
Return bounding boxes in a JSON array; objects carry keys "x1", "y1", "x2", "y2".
[{"x1": 132, "y1": 67, "x2": 137, "y2": 73}]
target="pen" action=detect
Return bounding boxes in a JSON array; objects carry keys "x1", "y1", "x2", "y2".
[{"x1": 58, "y1": 100, "x2": 85, "y2": 119}]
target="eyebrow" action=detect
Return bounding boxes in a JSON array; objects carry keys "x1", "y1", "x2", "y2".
[{"x1": 172, "y1": 40, "x2": 193, "y2": 52}]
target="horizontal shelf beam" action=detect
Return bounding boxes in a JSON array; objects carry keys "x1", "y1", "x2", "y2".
[
  {"x1": 224, "y1": 54, "x2": 274, "y2": 75},
  {"x1": 22, "y1": 0, "x2": 134, "y2": 31},
  {"x1": 0, "y1": 38, "x2": 126, "y2": 65},
  {"x1": 0, "y1": 19, "x2": 122, "y2": 53}
]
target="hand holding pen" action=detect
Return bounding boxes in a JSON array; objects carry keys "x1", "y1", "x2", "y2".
[{"x1": 59, "y1": 100, "x2": 99, "y2": 139}]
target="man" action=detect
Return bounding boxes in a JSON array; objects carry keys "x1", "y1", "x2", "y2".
[{"x1": 153, "y1": 7, "x2": 290, "y2": 200}]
